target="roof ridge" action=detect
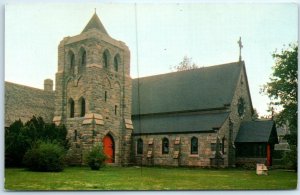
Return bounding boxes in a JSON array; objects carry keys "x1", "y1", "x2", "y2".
[
  {"x1": 5, "y1": 81, "x2": 54, "y2": 94},
  {"x1": 242, "y1": 120, "x2": 274, "y2": 123},
  {"x1": 133, "y1": 61, "x2": 242, "y2": 80}
]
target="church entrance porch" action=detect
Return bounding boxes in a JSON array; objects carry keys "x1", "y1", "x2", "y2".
[
  {"x1": 235, "y1": 120, "x2": 278, "y2": 167},
  {"x1": 103, "y1": 134, "x2": 115, "y2": 163}
]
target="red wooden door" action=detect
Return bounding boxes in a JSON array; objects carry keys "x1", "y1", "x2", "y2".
[
  {"x1": 267, "y1": 144, "x2": 271, "y2": 166},
  {"x1": 103, "y1": 135, "x2": 114, "y2": 163}
]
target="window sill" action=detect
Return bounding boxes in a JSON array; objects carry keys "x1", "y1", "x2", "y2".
[
  {"x1": 189, "y1": 154, "x2": 199, "y2": 158},
  {"x1": 67, "y1": 117, "x2": 85, "y2": 119}
]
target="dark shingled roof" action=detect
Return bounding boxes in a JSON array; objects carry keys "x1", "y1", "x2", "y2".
[
  {"x1": 82, "y1": 13, "x2": 108, "y2": 35},
  {"x1": 5, "y1": 82, "x2": 55, "y2": 127},
  {"x1": 235, "y1": 120, "x2": 278, "y2": 144},
  {"x1": 132, "y1": 112, "x2": 229, "y2": 135},
  {"x1": 132, "y1": 62, "x2": 243, "y2": 115}
]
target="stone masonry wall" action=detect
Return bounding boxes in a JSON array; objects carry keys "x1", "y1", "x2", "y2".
[
  {"x1": 133, "y1": 132, "x2": 219, "y2": 167},
  {"x1": 54, "y1": 28, "x2": 132, "y2": 166},
  {"x1": 227, "y1": 62, "x2": 253, "y2": 166}
]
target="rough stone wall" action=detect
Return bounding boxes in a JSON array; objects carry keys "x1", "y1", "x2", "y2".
[
  {"x1": 54, "y1": 29, "x2": 132, "y2": 166},
  {"x1": 229, "y1": 63, "x2": 253, "y2": 140},
  {"x1": 5, "y1": 81, "x2": 55, "y2": 126},
  {"x1": 133, "y1": 132, "x2": 220, "y2": 167},
  {"x1": 227, "y1": 62, "x2": 253, "y2": 166},
  {"x1": 212, "y1": 117, "x2": 230, "y2": 167}
]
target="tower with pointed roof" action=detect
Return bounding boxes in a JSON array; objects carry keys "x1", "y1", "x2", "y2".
[{"x1": 53, "y1": 13, "x2": 132, "y2": 165}]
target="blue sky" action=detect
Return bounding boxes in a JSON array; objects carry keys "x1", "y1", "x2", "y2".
[{"x1": 4, "y1": 2, "x2": 298, "y2": 117}]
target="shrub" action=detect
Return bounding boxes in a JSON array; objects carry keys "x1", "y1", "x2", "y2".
[
  {"x1": 23, "y1": 142, "x2": 66, "y2": 172},
  {"x1": 5, "y1": 116, "x2": 69, "y2": 167},
  {"x1": 86, "y1": 144, "x2": 107, "y2": 170},
  {"x1": 273, "y1": 150, "x2": 285, "y2": 159},
  {"x1": 283, "y1": 145, "x2": 297, "y2": 172},
  {"x1": 5, "y1": 120, "x2": 29, "y2": 167}
]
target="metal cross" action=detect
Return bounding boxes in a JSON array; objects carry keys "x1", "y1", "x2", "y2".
[{"x1": 237, "y1": 36, "x2": 243, "y2": 61}]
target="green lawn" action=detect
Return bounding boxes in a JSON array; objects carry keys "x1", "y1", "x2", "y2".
[{"x1": 5, "y1": 166, "x2": 297, "y2": 190}]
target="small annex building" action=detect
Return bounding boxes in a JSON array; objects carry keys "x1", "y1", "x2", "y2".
[
  {"x1": 5, "y1": 12, "x2": 278, "y2": 167},
  {"x1": 235, "y1": 121, "x2": 278, "y2": 166}
]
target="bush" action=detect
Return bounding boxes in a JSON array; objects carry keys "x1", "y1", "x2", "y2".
[
  {"x1": 23, "y1": 142, "x2": 66, "y2": 172},
  {"x1": 283, "y1": 145, "x2": 297, "y2": 172},
  {"x1": 5, "y1": 116, "x2": 69, "y2": 167},
  {"x1": 86, "y1": 144, "x2": 107, "y2": 170},
  {"x1": 273, "y1": 150, "x2": 285, "y2": 159},
  {"x1": 235, "y1": 162, "x2": 256, "y2": 170}
]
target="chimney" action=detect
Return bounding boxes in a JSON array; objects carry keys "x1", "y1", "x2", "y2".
[{"x1": 44, "y1": 79, "x2": 53, "y2": 92}]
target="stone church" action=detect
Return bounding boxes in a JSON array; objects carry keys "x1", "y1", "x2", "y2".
[{"x1": 5, "y1": 13, "x2": 278, "y2": 167}]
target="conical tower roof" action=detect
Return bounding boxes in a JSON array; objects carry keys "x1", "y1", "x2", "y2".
[{"x1": 82, "y1": 13, "x2": 108, "y2": 35}]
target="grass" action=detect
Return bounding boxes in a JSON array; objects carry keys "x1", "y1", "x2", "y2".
[{"x1": 5, "y1": 166, "x2": 297, "y2": 190}]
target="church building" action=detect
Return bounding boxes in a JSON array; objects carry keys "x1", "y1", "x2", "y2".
[{"x1": 5, "y1": 13, "x2": 278, "y2": 167}]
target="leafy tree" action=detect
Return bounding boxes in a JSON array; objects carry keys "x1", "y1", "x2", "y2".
[
  {"x1": 172, "y1": 56, "x2": 198, "y2": 71},
  {"x1": 262, "y1": 43, "x2": 297, "y2": 133},
  {"x1": 262, "y1": 43, "x2": 297, "y2": 171},
  {"x1": 5, "y1": 116, "x2": 69, "y2": 167}
]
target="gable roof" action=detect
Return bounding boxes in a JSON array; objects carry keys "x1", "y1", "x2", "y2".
[
  {"x1": 235, "y1": 120, "x2": 278, "y2": 144},
  {"x1": 132, "y1": 111, "x2": 229, "y2": 135},
  {"x1": 82, "y1": 13, "x2": 108, "y2": 35},
  {"x1": 132, "y1": 62, "x2": 243, "y2": 115},
  {"x1": 5, "y1": 82, "x2": 55, "y2": 126}
]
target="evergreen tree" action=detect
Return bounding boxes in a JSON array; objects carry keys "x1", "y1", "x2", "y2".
[{"x1": 5, "y1": 116, "x2": 69, "y2": 167}]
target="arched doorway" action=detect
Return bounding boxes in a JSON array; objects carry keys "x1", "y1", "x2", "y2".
[{"x1": 102, "y1": 134, "x2": 115, "y2": 163}]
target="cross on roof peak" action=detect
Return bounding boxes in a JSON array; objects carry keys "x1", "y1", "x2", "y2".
[{"x1": 238, "y1": 37, "x2": 243, "y2": 62}]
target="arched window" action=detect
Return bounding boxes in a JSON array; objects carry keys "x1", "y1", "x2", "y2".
[
  {"x1": 74, "y1": 130, "x2": 77, "y2": 141},
  {"x1": 69, "y1": 52, "x2": 75, "y2": 74},
  {"x1": 80, "y1": 49, "x2": 86, "y2": 67},
  {"x1": 162, "y1": 138, "x2": 169, "y2": 154},
  {"x1": 102, "y1": 50, "x2": 110, "y2": 68},
  {"x1": 191, "y1": 137, "x2": 198, "y2": 154},
  {"x1": 114, "y1": 54, "x2": 120, "y2": 72},
  {"x1": 79, "y1": 97, "x2": 86, "y2": 117},
  {"x1": 105, "y1": 91, "x2": 107, "y2": 102},
  {"x1": 68, "y1": 98, "x2": 75, "y2": 118},
  {"x1": 114, "y1": 105, "x2": 118, "y2": 115},
  {"x1": 137, "y1": 138, "x2": 143, "y2": 155},
  {"x1": 221, "y1": 137, "x2": 226, "y2": 154}
]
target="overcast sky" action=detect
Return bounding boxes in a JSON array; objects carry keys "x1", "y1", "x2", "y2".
[{"x1": 4, "y1": 2, "x2": 298, "y2": 117}]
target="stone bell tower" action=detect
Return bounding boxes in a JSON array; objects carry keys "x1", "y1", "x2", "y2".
[{"x1": 53, "y1": 12, "x2": 133, "y2": 165}]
